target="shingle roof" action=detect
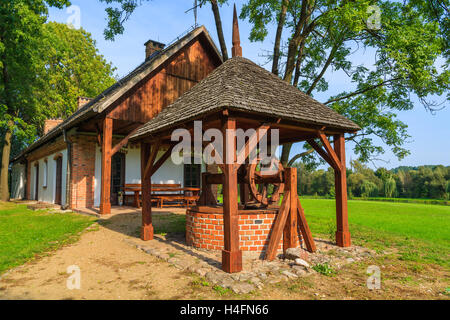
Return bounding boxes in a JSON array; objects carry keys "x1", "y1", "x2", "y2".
[
  {"x1": 131, "y1": 56, "x2": 360, "y2": 140},
  {"x1": 12, "y1": 26, "x2": 221, "y2": 162}
]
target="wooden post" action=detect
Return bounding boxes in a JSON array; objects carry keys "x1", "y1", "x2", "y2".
[
  {"x1": 100, "y1": 117, "x2": 113, "y2": 215},
  {"x1": 140, "y1": 142, "x2": 153, "y2": 241},
  {"x1": 334, "y1": 134, "x2": 351, "y2": 247},
  {"x1": 221, "y1": 117, "x2": 242, "y2": 273},
  {"x1": 283, "y1": 167, "x2": 298, "y2": 251}
]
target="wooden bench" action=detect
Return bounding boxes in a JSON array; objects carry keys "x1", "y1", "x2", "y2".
[{"x1": 124, "y1": 183, "x2": 200, "y2": 208}]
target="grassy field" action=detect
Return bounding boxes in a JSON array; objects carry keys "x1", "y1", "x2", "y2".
[
  {"x1": 0, "y1": 202, "x2": 95, "y2": 274},
  {"x1": 301, "y1": 199, "x2": 450, "y2": 268}
]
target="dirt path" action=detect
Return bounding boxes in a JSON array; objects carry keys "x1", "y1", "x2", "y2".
[{"x1": 0, "y1": 211, "x2": 208, "y2": 300}]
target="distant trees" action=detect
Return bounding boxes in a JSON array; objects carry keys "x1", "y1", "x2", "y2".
[{"x1": 293, "y1": 160, "x2": 450, "y2": 200}]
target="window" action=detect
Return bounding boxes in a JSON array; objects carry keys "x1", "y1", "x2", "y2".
[
  {"x1": 184, "y1": 163, "x2": 201, "y2": 188},
  {"x1": 43, "y1": 159, "x2": 48, "y2": 188}
]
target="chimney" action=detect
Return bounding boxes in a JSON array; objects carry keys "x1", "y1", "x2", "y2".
[
  {"x1": 43, "y1": 119, "x2": 63, "y2": 135},
  {"x1": 144, "y1": 39, "x2": 165, "y2": 60},
  {"x1": 77, "y1": 96, "x2": 93, "y2": 110}
]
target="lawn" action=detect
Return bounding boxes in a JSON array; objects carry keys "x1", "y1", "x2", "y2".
[
  {"x1": 300, "y1": 199, "x2": 450, "y2": 268},
  {"x1": 0, "y1": 202, "x2": 95, "y2": 274}
]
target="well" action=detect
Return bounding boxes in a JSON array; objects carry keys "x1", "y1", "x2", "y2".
[{"x1": 186, "y1": 206, "x2": 300, "y2": 253}]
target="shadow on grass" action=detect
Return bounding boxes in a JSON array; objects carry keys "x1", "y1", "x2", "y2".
[{"x1": 97, "y1": 210, "x2": 223, "y2": 269}]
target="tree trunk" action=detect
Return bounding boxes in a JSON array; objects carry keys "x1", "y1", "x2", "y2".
[
  {"x1": 210, "y1": 0, "x2": 229, "y2": 61},
  {"x1": 272, "y1": 0, "x2": 289, "y2": 76},
  {"x1": 0, "y1": 120, "x2": 13, "y2": 201},
  {"x1": 280, "y1": 142, "x2": 292, "y2": 167}
]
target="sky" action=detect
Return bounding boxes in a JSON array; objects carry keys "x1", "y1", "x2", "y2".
[{"x1": 47, "y1": 0, "x2": 450, "y2": 170}]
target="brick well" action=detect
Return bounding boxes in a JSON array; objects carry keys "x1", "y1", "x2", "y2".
[{"x1": 186, "y1": 209, "x2": 301, "y2": 254}]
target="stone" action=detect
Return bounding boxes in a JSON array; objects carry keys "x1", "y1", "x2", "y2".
[
  {"x1": 197, "y1": 268, "x2": 209, "y2": 277},
  {"x1": 258, "y1": 273, "x2": 268, "y2": 280},
  {"x1": 346, "y1": 258, "x2": 355, "y2": 264},
  {"x1": 294, "y1": 258, "x2": 310, "y2": 268},
  {"x1": 250, "y1": 277, "x2": 262, "y2": 285},
  {"x1": 284, "y1": 248, "x2": 310, "y2": 261},
  {"x1": 230, "y1": 282, "x2": 255, "y2": 294},
  {"x1": 206, "y1": 271, "x2": 222, "y2": 284},
  {"x1": 281, "y1": 270, "x2": 298, "y2": 279},
  {"x1": 238, "y1": 272, "x2": 253, "y2": 282},
  {"x1": 291, "y1": 265, "x2": 307, "y2": 276}
]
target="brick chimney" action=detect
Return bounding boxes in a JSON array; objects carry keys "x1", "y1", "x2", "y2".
[
  {"x1": 144, "y1": 40, "x2": 165, "y2": 60},
  {"x1": 77, "y1": 96, "x2": 92, "y2": 110},
  {"x1": 43, "y1": 119, "x2": 63, "y2": 135}
]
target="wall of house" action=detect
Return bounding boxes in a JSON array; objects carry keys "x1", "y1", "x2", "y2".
[
  {"x1": 70, "y1": 135, "x2": 96, "y2": 209},
  {"x1": 10, "y1": 163, "x2": 26, "y2": 200},
  {"x1": 93, "y1": 145, "x2": 204, "y2": 207},
  {"x1": 28, "y1": 149, "x2": 68, "y2": 205}
]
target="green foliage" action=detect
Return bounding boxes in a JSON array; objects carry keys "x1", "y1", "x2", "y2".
[
  {"x1": 239, "y1": 0, "x2": 449, "y2": 163},
  {"x1": 35, "y1": 22, "x2": 117, "y2": 127},
  {"x1": 312, "y1": 263, "x2": 336, "y2": 277},
  {"x1": 295, "y1": 160, "x2": 450, "y2": 200}
]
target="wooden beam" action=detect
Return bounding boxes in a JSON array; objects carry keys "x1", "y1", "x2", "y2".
[
  {"x1": 296, "y1": 198, "x2": 316, "y2": 252},
  {"x1": 140, "y1": 142, "x2": 153, "y2": 241},
  {"x1": 283, "y1": 168, "x2": 298, "y2": 252},
  {"x1": 318, "y1": 132, "x2": 341, "y2": 171},
  {"x1": 100, "y1": 117, "x2": 113, "y2": 215},
  {"x1": 307, "y1": 139, "x2": 340, "y2": 171},
  {"x1": 265, "y1": 190, "x2": 291, "y2": 261},
  {"x1": 334, "y1": 134, "x2": 351, "y2": 247},
  {"x1": 143, "y1": 139, "x2": 161, "y2": 179},
  {"x1": 235, "y1": 124, "x2": 270, "y2": 169},
  {"x1": 150, "y1": 144, "x2": 175, "y2": 176},
  {"x1": 221, "y1": 117, "x2": 242, "y2": 273},
  {"x1": 198, "y1": 173, "x2": 218, "y2": 206},
  {"x1": 202, "y1": 140, "x2": 225, "y2": 173},
  {"x1": 111, "y1": 125, "x2": 144, "y2": 156}
]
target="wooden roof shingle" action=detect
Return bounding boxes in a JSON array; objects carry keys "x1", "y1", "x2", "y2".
[{"x1": 131, "y1": 56, "x2": 360, "y2": 140}]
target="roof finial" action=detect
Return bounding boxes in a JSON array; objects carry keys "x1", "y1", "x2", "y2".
[{"x1": 232, "y1": 3, "x2": 242, "y2": 57}]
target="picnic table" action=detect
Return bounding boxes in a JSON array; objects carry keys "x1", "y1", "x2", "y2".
[{"x1": 123, "y1": 184, "x2": 200, "y2": 208}]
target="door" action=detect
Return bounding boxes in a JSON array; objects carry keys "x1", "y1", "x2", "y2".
[
  {"x1": 55, "y1": 157, "x2": 63, "y2": 205},
  {"x1": 110, "y1": 153, "x2": 125, "y2": 205},
  {"x1": 184, "y1": 163, "x2": 201, "y2": 188},
  {"x1": 34, "y1": 164, "x2": 39, "y2": 201}
]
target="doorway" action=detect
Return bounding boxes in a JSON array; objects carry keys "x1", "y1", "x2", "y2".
[
  {"x1": 55, "y1": 157, "x2": 63, "y2": 205},
  {"x1": 111, "y1": 153, "x2": 125, "y2": 205},
  {"x1": 34, "y1": 163, "x2": 39, "y2": 201}
]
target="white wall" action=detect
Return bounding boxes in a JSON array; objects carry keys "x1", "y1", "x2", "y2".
[
  {"x1": 10, "y1": 163, "x2": 26, "y2": 200},
  {"x1": 93, "y1": 146, "x2": 187, "y2": 207},
  {"x1": 29, "y1": 149, "x2": 67, "y2": 205}
]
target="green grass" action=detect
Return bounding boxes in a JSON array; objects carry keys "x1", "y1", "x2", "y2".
[
  {"x1": 301, "y1": 199, "x2": 450, "y2": 267},
  {"x1": 0, "y1": 202, "x2": 95, "y2": 274},
  {"x1": 301, "y1": 195, "x2": 449, "y2": 206}
]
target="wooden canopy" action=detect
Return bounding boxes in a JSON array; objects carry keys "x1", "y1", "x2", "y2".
[{"x1": 131, "y1": 9, "x2": 358, "y2": 272}]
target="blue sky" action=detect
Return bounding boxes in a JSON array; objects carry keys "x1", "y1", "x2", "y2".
[{"x1": 47, "y1": 0, "x2": 449, "y2": 169}]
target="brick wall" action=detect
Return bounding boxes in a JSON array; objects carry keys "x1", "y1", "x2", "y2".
[
  {"x1": 43, "y1": 119, "x2": 63, "y2": 135},
  {"x1": 70, "y1": 135, "x2": 97, "y2": 209},
  {"x1": 186, "y1": 210, "x2": 301, "y2": 253}
]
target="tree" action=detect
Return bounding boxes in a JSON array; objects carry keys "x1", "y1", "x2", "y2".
[
  {"x1": 0, "y1": 0, "x2": 71, "y2": 201},
  {"x1": 35, "y1": 22, "x2": 116, "y2": 129},
  {"x1": 97, "y1": 1, "x2": 448, "y2": 167},
  {"x1": 240, "y1": 0, "x2": 449, "y2": 166},
  {"x1": 0, "y1": 2, "x2": 116, "y2": 201}
]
